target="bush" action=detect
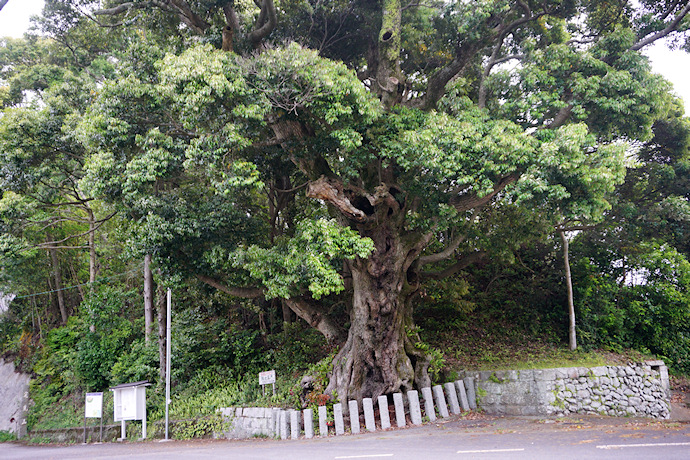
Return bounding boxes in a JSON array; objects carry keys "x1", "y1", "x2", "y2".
[
  {"x1": 0, "y1": 430, "x2": 16, "y2": 442},
  {"x1": 76, "y1": 287, "x2": 138, "y2": 390},
  {"x1": 110, "y1": 338, "x2": 160, "y2": 386},
  {"x1": 575, "y1": 244, "x2": 690, "y2": 374}
]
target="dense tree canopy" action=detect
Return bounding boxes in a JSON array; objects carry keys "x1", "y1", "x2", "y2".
[{"x1": 2, "y1": 0, "x2": 690, "y2": 402}]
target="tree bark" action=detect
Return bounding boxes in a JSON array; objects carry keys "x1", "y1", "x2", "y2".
[
  {"x1": 144, "y1": 254, "x2": 154, "y2": 344},
  {"x1": 326, "y1": 222, "x2": 430, "y2": 402},
  {"x1": 46, "y1": 236, "x2": 68, "y2": 325},
  {"x1": 374, "y1": 0, "x2": 402, "y2": 108},
  {"x1": 284, "y1": 297, "x2": 344, "y2": 343},
  {"x1": 560, "y1": 231, "x2": 577, "y2": 351}
]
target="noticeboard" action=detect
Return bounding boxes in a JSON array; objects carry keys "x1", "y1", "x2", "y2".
[
  {"x1": 84, "y1": 392, "x2": 103, "y2": 418},
  {"x1": 111, "y1": 381, "x2": 149, "y2": 422}
]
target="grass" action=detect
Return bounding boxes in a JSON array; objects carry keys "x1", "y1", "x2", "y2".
[
  {"x1": 29, "y1": 395, "x2": 85, "y2": 431},
  {"x1": 0, "y1": 430, "x2": 17, "y2": 442},
  {"x1": 429, "y1": 319, "x2": 657, "y2": 373}
]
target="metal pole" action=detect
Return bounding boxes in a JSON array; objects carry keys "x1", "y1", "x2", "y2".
[{"x1": 165, "y1": 288, "x2": 171, "y2": 440}]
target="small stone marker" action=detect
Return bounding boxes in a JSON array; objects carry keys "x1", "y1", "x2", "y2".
[
  {"x1": 455, "y1": 380, "x2": 470, "y2": 411},
  {"x1": 433, "y1": 385, "x2": 449, "y2": 418},
  {"x1": 363, "y1": 398, "x2": 375, "y2": 432},
  {"x1": 290, "y1": 410, "x2": 300, "y2": 439},
  {"x1": 348, "y1": 400, "x2": 361, "y2": 434},
  {"x1": 272, "y1": 408, "x2": 280, "y2": 437},
  {"x1": 407, "y1": 390, "x2": 422, "y2": 425},
  {"x1": 334, "y1": 403, "x2": 345, "y2": 435},
  {"x1": 393, "y1": 393, "x2": 406, "y2": 427},
  {"x1": 304, "y1": 408, "x2": 314, "y2": 439},
  {"x1": 279, "y1": 410, "x2": 288, "y2": 440},
  {"x1": 444, "y1": 382, "x2": 461, "y2": 415},
  {"x1": 464, "y1": 377, "x2": 477, "y2": 410},
  {"x1": 421, "y1": 387, "x2": 436, "y2": 421},
  {"x1": 318, "y1": 405, "x2": 328, "y2": 436},
  {"x1": 378, "y1": 395, "x2": 391, "y2": 429}
]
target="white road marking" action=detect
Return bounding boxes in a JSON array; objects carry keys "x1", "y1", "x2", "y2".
[
  {"x1": 335, "y1": 455, "x2": 394, "y2": 459},
  {"x1": 457, "y1": 448, "x2": 525, "y2": 454},
  {"x1": 597, "y1": 442, "x2": 690, "y2": 449}
]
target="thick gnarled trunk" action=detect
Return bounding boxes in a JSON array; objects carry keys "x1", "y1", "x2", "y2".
[{"x1": 327, "y1": 224, "x2": 430, "y2": 402}]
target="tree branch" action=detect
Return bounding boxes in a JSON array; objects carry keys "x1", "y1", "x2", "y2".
[
  {"x1": 31, "y1": 212, "x2": 117, "y2": 248},
  {"x1": 420, "y1": 251, "x2": 486, "y2": 280},
  {"x1": 306, "y1": 176, "x2": 368, "y2": 222},
  {"x1": 284, "y1": 297, "x2": 345, "y2": 343},
  {"x1": 554, "y1": 223, "x2": 599, "y2": 233},
  {"x1": 418, "y1": 234, "x2": 466, "y2": 266},
  {"x1": 631, "y1": 1, "x2": 690, "y2": 51},
  {"x1": 94, "y1": 0, "x2": 210, "y2": 34},
  {"x1": 248, "y1": 0, "x2": 277, "y2": 46},
  {"x1": 450, "y1": 173, "x2": 520, "y2": 213},
  {"x1": 197, "y1": 274, "x2": 265, "y2": 298}
]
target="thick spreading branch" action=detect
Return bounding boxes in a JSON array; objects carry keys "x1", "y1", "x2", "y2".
[
  {"x1": 248, "y1": 0, "x2": 277, "y2": 46},
  {"x1": 284, "y1": 298, "x2": 344, "y2": 343},
  {"x1": 420, "y1": 251, "x2": 486, "y2": 280},
  {"x1": 477, "y1": 8, "x2": 543, "y2": 108},
  {"x1": 417, "y1": 234, "x2": 466, "y2": 266},
  {"x1": 307, "y1": 176, "x2": 368, "y2": 222},
  {"x1": 375, "y1": 0, "x2": 403, "y2": 108},
  {"x1": 196, "y1": 274, "x2": 264, "y2": 299},
  {"x1": 450, "y1": 173, "x2": 520, "y2": 213}
]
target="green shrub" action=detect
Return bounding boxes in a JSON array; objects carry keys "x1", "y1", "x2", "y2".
[
  {"x1": 110, "y1": 338, "x2": 159, "y2": 386},
  {"x1": 0, "y1": 430, "x2": 16, "y2": 442},
  {"x1": 575, "y1": 244, "x2": 690, "y2": 374}
]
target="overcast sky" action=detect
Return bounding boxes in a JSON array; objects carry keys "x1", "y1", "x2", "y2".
[{"x1": 1, "y1": 0, "x2": 689, "y2": 114}]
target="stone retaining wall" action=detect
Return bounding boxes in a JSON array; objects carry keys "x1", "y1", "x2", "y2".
[
  {"x1": 458, "y1": 360, "x2": 670, "y2": 419},
  {"x1": 0, "y1": 358, "x2": 31, "y2": 438},
  {"x1": 29, "y1": 424, "x2": 122, "y2": 443},
  {"x1": 219, "y1": 407, "x2": 278, "y2": 439}
]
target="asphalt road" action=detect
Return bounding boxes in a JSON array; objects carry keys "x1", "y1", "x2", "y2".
[{"x1": 2, "y1": 416, "x2": 690, "y2": 460}]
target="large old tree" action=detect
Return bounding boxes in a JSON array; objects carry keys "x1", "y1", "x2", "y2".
[{"x1": 38, "y1": 0, "x2": 690, "y2": 401}]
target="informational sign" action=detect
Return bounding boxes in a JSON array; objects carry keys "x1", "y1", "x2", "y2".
[
  {"x1": 84, "y1": 392, "x2": 103, "y2": 418},
  {"x1": 259, "y1": 370, "x2": 276, "y2": 385}
]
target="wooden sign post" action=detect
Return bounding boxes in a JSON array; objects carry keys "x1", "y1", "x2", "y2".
[{"x1": 259, "y1": 370, "x2": 276, "y2": 396}]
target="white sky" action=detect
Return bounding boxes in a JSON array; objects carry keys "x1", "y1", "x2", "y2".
[{"x1": 1, "y1": 0, "x2": 689, "y2": 114}]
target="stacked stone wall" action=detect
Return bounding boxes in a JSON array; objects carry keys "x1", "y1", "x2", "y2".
[
  {"x1": 459, "y1": 361, "x2": 670, "y2": 419},
  {"x1": 218, "y1": 407, "x2": 277, "y2": 439}
]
